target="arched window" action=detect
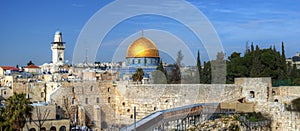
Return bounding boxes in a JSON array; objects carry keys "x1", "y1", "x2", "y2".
[
  {"x1": 108, "y1": 97, "x2": 111, "y2": 103},
  {"x1": 108, "y1": 87, "x2": 110, "y2": 92},
  {"x1": 122, "y1": 102, "x2": 125, "y2": 106},
  {"x1": 274, "y1": 99, "x2": 279, "y2": 102},
  {"x1": 41, "y1": 127, "x2": 46, "y2": 131},
  {"x1": 71, "y1": 98, "x2": 75, "y2": 104},
  {"x1": 96, "y1": 97, "x2": 100, "y2": 103},
  {"x1": 250, "y1": 91, "x2": 255, "y2": 98}
]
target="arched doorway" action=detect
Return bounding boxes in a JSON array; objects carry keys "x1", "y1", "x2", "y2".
[
  {"x1": 41, "y1": 127, "x2": 46, "y2": 131},
  {"x1": 50, "y1": 126, "x2": 57, "y2": 131},
  {"x1": 29, "y1": 128, "x2": 36, "y2": 131},
  {"x1": 59, "y1": 126, "x2": 66, "y2": 131}
]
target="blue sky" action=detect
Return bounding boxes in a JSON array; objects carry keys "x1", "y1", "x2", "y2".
[{"x1": 1, "y1": 0, "x2": 300, "y2": 66}]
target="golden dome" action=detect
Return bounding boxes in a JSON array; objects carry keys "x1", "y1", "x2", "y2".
[{"x1": 126, "y1": 37, "x2": 159, "y2": 58}]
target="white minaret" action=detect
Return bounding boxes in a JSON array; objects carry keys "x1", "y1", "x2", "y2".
[{"x1": 51, "y1": 31, "x2": 65, "y2": 65}]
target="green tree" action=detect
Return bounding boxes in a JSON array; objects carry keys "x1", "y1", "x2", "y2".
[
  {"x1": 0, "y1": 93, "x2": 33, "y2": 130},
  {"x1": 168, "y1": 50, "x2": 183, "y2": 84},
  {"x1": 227, "y1": 52, "x2": 248, "y2": 83},
  {"x1": 250, "y1": 45, "x2": 262, "y2": 77},
  {"x1": 211, "y1": 52, "x2": 226, "y2": 84},
  {"x1": 132, "y1": 68, "x2": 144, "y2": 82},
  {"x1": 197, "y1": 50, "x2": 202, "y2": 83},
  {"x1": 281, "y1": 42, "x2": 287, "y2": 70},
  {"x1": 153, "y1": 60, "x2": 167, "y2": 84},
  {"x1": 201, "y1": 61, "x2": 211, "y2": 84}
]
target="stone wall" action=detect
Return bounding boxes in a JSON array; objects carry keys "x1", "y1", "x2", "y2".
[{"x1": 43, "y1": 77, "x2": 300, "y2": 130}]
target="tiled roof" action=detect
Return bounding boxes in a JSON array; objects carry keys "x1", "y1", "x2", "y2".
[
  {"x1": 0, "y1": 66, "x2": 19, "y2": 71},
  {"x1": 25, "y1": 65, "x2": 40, "y2": 68}
]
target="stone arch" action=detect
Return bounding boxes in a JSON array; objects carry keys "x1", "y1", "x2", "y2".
[
  {"x1": 59, "y1": 126, "x2": 66, "y2": 131},
  {"x1": 41, "y1": 127, "x2": 46, "y2": 131},
  {"x1": 29, "y1": 128, "x2": 36, "y2": 131},
  {"x1": 274, "y1": 99, "x2": 279, "y2": 102},
  {"x1": 250, "y1": 91, "x2": 255, "y2": 98},
  {"x1": 50, "y1": 126, "x2": 57, "y2": 131},
  {"x1": 272, "y1": 90, "x2": 276, "y2": 96}
]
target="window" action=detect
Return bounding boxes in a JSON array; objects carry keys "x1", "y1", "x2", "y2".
[
  {"x1": 274, "y1": 99, "x2": 279, "y2": 102},
  {"x1": 132, "y1": 59, "x2": 134, "y2": 64},
  {"x1": 122, "y1": 102, "x2": 125, "y2": 106},
  {"x1": 138, "y1": 59, "x2": 141, "y2": 64},
  {"x1": 108, "y1": 97, "x2": 111, "y2": 103},
  {"x1": 108, "y1": 87, "x2": 110, "y2": 92},
  {"x1": 96, "y1": 97, "x2": 100, "y2": 103},
  {"x1": 127, "y1": 109, "x2": 130, "y2": 112},
  {"x1": 250, "y1": 91, "x2": 255, "y2": 98},
  {"x1": 85, "y1": 98, "x2": 88, "y2": 104},
  {"x1": 72, "y1": 87, "x2": 75, "y2": 93},
  {"x1": 90, "y1": 86, "x2": 93, "y2": 91},
  {"x1": 3, "y1": 91, "x2": 6, "y2": 95},
  {"x1": 72, "y1": 98, "x2": 75, "y2": 104}
]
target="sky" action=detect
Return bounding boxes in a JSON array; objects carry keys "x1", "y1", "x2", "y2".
[{"x1": 1, "y1": 0, "x2": 300, "y2": 66}]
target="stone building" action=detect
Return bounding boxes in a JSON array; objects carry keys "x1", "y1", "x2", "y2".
[{"x1": 286, "y1": 52, "x2": 300, "y2": 69}]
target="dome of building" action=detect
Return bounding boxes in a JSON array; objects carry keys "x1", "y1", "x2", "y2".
[
  {"x1": 55, "y1": 31, "x2": 62, "y2": 35},
  {"x1": 126, "y1": 37, "x2": 159, "y2": 58}
]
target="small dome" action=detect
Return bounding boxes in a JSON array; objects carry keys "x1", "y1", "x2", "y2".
[
  {"x1": 126, "y1": 37, "x2": 159, "y2": 58},
  {"x1": 55, "y1": 31, "x2": 62, "y2": 35}
]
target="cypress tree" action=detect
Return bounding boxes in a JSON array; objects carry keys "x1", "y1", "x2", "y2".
[
  {"x1": 281, "y1": 41, "x2": 287, "y2": 71},
  {"x1": 197, "y1": 50, "x2": 201, "y2": 83}
]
